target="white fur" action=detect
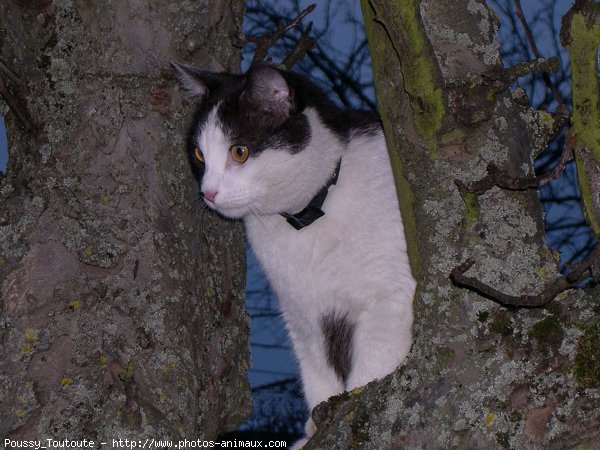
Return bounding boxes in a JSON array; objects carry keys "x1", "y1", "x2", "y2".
[{"x1": 200, "y1": 107, "x2": 415, "y2": 445}]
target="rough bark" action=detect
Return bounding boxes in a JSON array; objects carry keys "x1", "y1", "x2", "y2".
[
  {"x1": 305, "y1": 1, "x2": 600, "y2": 449},
  {"x1": 562, "y1": 0, "x2": 600, "y2": 237},
  {"x1": 0, "y1": 0, "x2": 251, "y2": 444}
]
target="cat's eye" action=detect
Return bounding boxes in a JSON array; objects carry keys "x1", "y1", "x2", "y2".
[
  {"x1": 194, "y1": 147, "x2": 204, "y2": 163},
  {"x1": 230, "y1": 145, "x2": 249, "y2": 163}
]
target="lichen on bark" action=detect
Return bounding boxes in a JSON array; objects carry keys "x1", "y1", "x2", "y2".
[
  {"x1": 305, "y1": 1, "x2": 600, "y2": 448},
  {"x1": 573, "y1": 324, "x2": 600, "y2": 388},
  {"x1": 1, "y1": 0, "x2": 250, "y2": 442}
]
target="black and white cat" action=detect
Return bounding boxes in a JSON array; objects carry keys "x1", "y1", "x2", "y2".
[{"x1": 173, "y1": 63, "x2": 415, "y2": 447}]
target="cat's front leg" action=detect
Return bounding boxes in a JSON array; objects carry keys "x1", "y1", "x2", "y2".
[
  {"x1": 345, "y1": 297, "x2": 413, "y2": 391},
  {"x1": 290, "y1": 373, "x2": 338, "y2": 450},
  {"x1": 289, "y1": 328, "x2": 345, "y2": 448}
]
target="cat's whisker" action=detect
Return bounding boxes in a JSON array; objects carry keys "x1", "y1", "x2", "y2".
[
  {"x1": 248, "y1": 203, "x2": 269, "y2": 230},
  {"x1": 189, "y1": 195, "x2": 213, "y2": 235},
  {"x1": 252, "y1": 199, "x2": 268, "y2": 214}
]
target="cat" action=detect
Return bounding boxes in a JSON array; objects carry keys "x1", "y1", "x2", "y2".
[{"x1": 173, "y1": 63, "x2": 416, "y2": 448}]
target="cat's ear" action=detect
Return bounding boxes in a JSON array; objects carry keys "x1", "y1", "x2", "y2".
[
  {"x1": 171, "y1": 63, "x2": 210, "y2": 102},
  {"x1": 171, "y1": 63, "x2": 240, "y2": 103},
  {"x1": 240, "y1": 65, "x2": 293, "y2": 126}
]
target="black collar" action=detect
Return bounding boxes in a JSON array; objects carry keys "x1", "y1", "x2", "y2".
[{"x1": 280, "y1": 159, "x2": 342, "y2": 230}]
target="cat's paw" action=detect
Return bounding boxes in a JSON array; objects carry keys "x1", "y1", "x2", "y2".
[
  {"x1": 290, "y1": 417, "x2": 315, "y2": 449},
  {"x1": 289, "y1": 416, "x2": 317, "y2": 449},
  {"x1": 304, "y1": 417, "x2": 316, "y2": 435},
  {"x1": 290, "y1": 437, "x2": 308, "y2": 450}
]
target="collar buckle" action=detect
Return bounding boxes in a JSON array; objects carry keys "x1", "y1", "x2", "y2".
[{"x1": 280, "y1": 159, "x2": 342, "y2": 230}]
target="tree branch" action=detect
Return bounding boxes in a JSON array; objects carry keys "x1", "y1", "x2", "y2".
[
  {"x1": 451, "y1": 242, "x2": 600, "y2": 307},
  {"x1": 252, "y1": 377, "x2": 298, "y2": 392},
  {"x1": 281, "y1": 22, "x2": 316, "y2": 70},
  {"x1": 513, "y1": 0, "x2": 566, "y2": 108},
  {"x1": 234, "y1": 3, "x2": 316, "y2": 69},
  {"x1": 0, "y1": 58, "x2": 37, "y2": 134},
  {"x1": 503, "y1": 57, "x2": 560, "y2": 85},
  {"x1": 458, "y1": 131, "x2": 575, "y2": 195}
]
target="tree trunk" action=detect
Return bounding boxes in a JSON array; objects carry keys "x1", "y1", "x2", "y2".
[
  {"x1": 0, "y1": 0, "x2": 251, "y2": 443},
  {"x1": 306, "y1": 1, "x2": 600, "y2": 448}
]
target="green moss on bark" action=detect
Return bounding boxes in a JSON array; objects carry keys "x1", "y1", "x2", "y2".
[
  {"x1": 573, "y1": 324, "x2": 600, "y2": 388},
  {"x1": 361, "y1": 0, "x2": 444, "y2": 149},
  {"x1": 457, "y1": 183, "x2": 480, "y2": 229},
  {"x1": 567, "y1": 11, "x2": 600, "y2": 236},
  {"x1": 529, "y1": 304, "x2": 564, "y2": 354},
  {"x1": 360, "y1": 0, "x2": 449, "y2": 276},
  {"x1": 387, "y1": 146, "x2": 422, "y2": 276},
  {"x1": 392, "y1": 1, "x2": 445, "y2": 147}
]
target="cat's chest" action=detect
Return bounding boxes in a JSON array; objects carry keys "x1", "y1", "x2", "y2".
[
  {"x1": 243, "y1": 206, "x2": 347, "y2": 303},
  {"x1": 245, "y1": 213, "x2": 341, "y2": 276}
]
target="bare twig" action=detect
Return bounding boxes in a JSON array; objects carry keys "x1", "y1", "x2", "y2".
[
  {"x1": 252, "y1": 377, "x2": 298, "y2": 392},
  {"x1": 503, "y1": 57, "x2": 560, "y2": 85},
  {"x1": 459, "y1": 131, "x2": 575, "y2": 195},
  {"x1": 450, "y1": 242, "x2": 600, "y2": 307},
  {"x1": 235, "y1": 3, "x2": 317, "y2": 67},
  {"x1": 513, "y1": 0, "x2": 566, "y2": 108},
  {"x1": 244, "y1": 2, "x2": 377, "y2": 111},
  {"x1": 482, "y1": 56, "x2": 561, "y2": 101},
  {"x1": 0, "y1": 57, "x2": 37, "y2": 134},
  {"x1": 306, "y1": 43, "x2": 378, "y2": 111},
  {"x1": 281, "y1": 21, "x2": 316, "y2": 69},
  {"x1": 0, "y1": 58, "x2": 25, "y2": 87}
]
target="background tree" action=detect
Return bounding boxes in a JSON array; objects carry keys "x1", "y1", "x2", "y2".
[
  {"x1": 0, "y1": 0, "x2": 251, "y2": 442},
  {"x1": 303, "y1": 0, "x2": 600, "y2": 448}
]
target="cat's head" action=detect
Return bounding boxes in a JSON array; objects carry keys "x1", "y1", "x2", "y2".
[{"x1": 173, "y1": 63, "x2": 333, "y2": 219}]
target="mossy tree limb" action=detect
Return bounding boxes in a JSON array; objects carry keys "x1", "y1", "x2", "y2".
[
  {"x1": 363, "y1": 0, "x2": 445, "y2": 150},
  {"x1": 359, "y1": 0, "x2": 450, "y2": 276},
  {"x1": 561, "y1": 0, "x2": 600, "y2": 236}
]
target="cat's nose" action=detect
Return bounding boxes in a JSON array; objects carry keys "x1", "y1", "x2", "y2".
[{"x1": 203, "y1": 190, "x2": 218, "y2": 203}]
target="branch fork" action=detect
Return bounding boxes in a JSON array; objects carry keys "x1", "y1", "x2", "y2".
[
  {"x1": 451, "y1": 132, "x2": 600, "y2": 307},
  {"x1": 233, "y1": 4, "x2": 317, "y2": 70},
  {"x1": 451, "y1": 243, "x2": 600, "y2": 307}
]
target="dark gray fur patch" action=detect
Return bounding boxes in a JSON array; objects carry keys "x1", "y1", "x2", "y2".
[
  {"x1": 320, "y1": 311, "x2": 354, "y2": 385},
  {"x1": 218, "y1": 93, "x2": 311, "y2": 155},
  {"x1": 178, "y1": 65, "x2": 382, "y2": 179}
]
